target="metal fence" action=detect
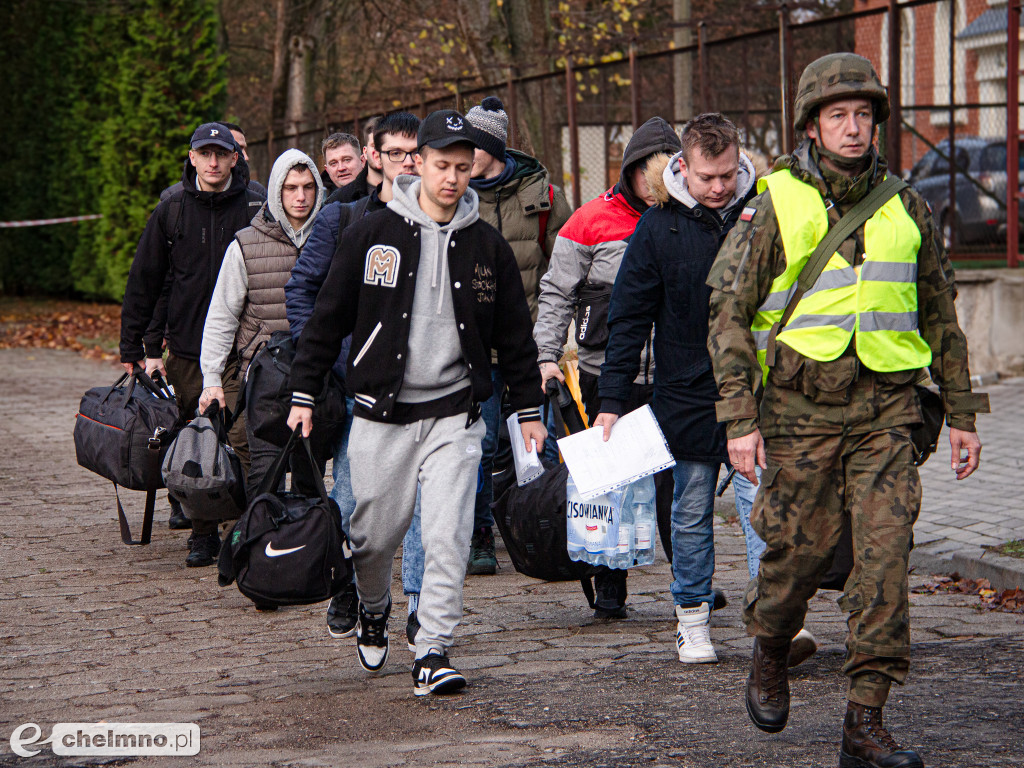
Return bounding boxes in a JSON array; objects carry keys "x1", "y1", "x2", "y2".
[{"x1": 247, "y1": 0, "x2": 1021, "y2": 264}]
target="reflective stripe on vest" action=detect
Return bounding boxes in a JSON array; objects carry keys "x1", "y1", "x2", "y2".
[{"x1": 750, "y1": 169, "x2": 931, "y2": 382}]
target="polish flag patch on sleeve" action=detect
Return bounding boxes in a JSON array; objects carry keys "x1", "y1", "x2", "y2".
[{"x1": 740, "y1": 206, "x2": 756, "y2": 222}]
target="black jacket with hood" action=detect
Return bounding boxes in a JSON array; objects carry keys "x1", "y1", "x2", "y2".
[
  {"x1": 327, "y1": 164, "x2": 372, "y2": 205},
  {"x1": 598, "y1": 149, "x2": 757, "y2": 462},
  {"x1": 533, "y1": 117, "x2": 681, "y2": 381},
  {"x1": 120, "y1": 159, "x2": 265, "y2": 363}
]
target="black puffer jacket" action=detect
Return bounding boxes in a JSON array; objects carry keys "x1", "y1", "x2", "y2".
[
  {"x1": 120, "y1": 160, "x2": 265, "y2": 363},
  {"x1": 598, "y1": 150, "x2": 756, "y2": 462}
]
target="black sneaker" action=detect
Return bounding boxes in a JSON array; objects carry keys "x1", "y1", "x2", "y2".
[
  {"x1": 406, "y1": 610, "x2": 420, "y2": 652},
  {"x1": 168, "y1": 497, "x2": 192, "y2": 530},
  {"x1": 412, "y1": 652, "x2": 466, "y2": 696},
  {"x1": 593, "y1": 567, "x2": 628, "y2": 619},
  {"x1": 467, "y1": 526, "x2": 497, "y2": 575},
  {"x1": 713, "y1": 588, "x2": 728, "y2": 611},
  {"x1": 355, "y1": 599, "x2": 390, "y2": 672},
  {"x1": 327, "y1": 582, "x2": 358, "y2": 639},
  {"x1": 185, "y1": 533, "x2": 220, "y2": 567}
]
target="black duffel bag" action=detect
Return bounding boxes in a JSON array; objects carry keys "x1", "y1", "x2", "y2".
[
  {"x1": 491, "y1": 380, "x2": 598, "y2": 606},
  {"x1": 243, "y1": 330, "x2": 346, "y2": 454},
  {"x1": 74, "y1": 369, "x2": 180, "y2": 545},
  {"x1": 218, "y1": 428, "x2": 351, "y2": 608}
]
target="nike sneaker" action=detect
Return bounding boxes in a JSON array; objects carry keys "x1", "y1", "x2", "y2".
[
  {"x1": 355, "y1": 598, "x2": 391, "y2": 672},
  {"x1": 412, "y1": 652, "x2": 466, "y2": 696},
  {"x1": 327, "y1": 582, "x2": 358, "y2": 639}
]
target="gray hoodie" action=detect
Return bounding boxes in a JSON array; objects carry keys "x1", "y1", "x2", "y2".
[
  {"x1": 201, "y1": 149, "x2": 324, "y2": 387},
  {"x1": 659, "y1": 148, "x2": 756, "y2": 213},
  {"x1": 387, "y1": 175, "x2": 480, "y2": 404}
]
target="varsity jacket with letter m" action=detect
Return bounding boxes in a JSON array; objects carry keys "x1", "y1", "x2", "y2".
[{"x1": 289, "y1": 179, "x2": 543, "y2": 423}]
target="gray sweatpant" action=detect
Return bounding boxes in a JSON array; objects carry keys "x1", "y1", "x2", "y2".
[{"x1": 348, "y1": 413, "x2": 485, "y2": 656}]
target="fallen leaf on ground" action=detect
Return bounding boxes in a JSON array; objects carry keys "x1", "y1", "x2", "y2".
[{"x1": 913, "y1": 575, "x2": 1024, "y2": 614}]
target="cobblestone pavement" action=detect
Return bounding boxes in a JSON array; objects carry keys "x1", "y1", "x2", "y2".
[
  {"x1": 1, "y1": 349, "x2": 1022, "y2": 768},
  {"x1": 911, "y1": 375, "x2": 1024, "y2": 588}
]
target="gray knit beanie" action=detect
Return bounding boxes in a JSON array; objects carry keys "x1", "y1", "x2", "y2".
[{"x1": 466, "y1": 96, "x2": 508, "y2": 161}]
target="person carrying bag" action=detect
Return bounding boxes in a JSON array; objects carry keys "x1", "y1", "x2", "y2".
[
  {"x1": 74, "y1": 368, "x2": 180, "y2": 545},
  {"x1": 218, "y1": 427, "x2": 351, "y2": 608}
]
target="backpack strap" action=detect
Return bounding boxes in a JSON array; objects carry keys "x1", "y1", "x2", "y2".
[
  {"x1": 353, "y1": 194, "x2": 373, "y2": 220},
  {"x1": 579, "y1": 576, "x2": 596, "y2": 609},
  {"x1": 538, "y1": 184, "x2": 554, "y2": 252},
  {"x1": 161, "y1": 195, "x2": 184, "y2": 248},
  {"x1": 763, "y1": 175, "x2": 908, "y2": 368}
]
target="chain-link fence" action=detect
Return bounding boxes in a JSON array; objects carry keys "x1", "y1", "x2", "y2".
[{"x1": 248, "y1": 0, "x2": 1020, "y2": 262}]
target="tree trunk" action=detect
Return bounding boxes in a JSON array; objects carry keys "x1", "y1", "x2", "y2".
[
  {"x1": 286, "y1": 34, "x2": 316, "y2": 138},
  {"x1": 270, "y1": 0, "x2": 289, "y2": 133}
]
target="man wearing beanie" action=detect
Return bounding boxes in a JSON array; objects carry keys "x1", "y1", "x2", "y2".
[
  {"x1": 287, "y1": 109, "x2": 546, "y2": 696},
  {"x1": 533, "y1": 116, "x2": 680, "y2": 619},
  {"x1": 464, "y1": 96, "x2": 572, "y2": 576}
]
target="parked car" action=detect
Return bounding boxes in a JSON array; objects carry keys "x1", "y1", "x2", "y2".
[{"x1": 906, "y1": 136, "x2": 1023, "y2": 249}]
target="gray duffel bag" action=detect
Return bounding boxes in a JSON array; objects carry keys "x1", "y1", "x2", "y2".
[{"x1": 162, "y1": 401, "x2": 247, "y2": 521}]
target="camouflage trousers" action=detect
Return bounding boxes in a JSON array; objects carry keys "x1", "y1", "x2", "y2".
[{"x1": 742, "y1": 425, "x2": 921, "y2": 707}]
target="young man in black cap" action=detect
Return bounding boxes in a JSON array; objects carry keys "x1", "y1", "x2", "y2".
[
  {"x1": 286, "y1": 110, "x2": 545, "y2": 696},
  {"x1": 120, "y1": 121, "x2": 265, "y2": 567}
]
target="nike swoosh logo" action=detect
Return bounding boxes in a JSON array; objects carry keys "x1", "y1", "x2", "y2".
[{"x1": 265, "y1": 542, "x2": 306, "y2": 558}]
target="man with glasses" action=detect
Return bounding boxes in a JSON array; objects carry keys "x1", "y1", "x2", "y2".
[
  {"x1": 120, "y1": 122, "x2": 265, "y2": 567},
  {"x1": 286, "y1": 111, "x2": 427, "y2": 645}
]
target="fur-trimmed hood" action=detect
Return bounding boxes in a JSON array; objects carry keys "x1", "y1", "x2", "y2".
[{"x1": 645, "y1": 149, "x2": 759, "y2": 212}]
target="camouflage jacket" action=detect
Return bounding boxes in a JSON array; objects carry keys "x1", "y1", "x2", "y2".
[{"x1": 706, "y1": 141, "x2": 986, "y2": 439}]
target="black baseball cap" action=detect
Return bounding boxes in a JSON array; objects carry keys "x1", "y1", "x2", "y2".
[
  {"x1": 190, "y1": 122, "x2": 236, "y2": 151},
  {"x1": 417, "y1": 110, "x2": 479, "y2": 151}
]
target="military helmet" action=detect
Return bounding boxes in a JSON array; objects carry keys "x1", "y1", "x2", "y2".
[{"x1": 793, "y1": 52, "x2": 890, "y2": 133}]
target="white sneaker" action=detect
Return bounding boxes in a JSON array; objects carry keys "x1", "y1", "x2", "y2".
[
  {"x1": 674, "y1": 603, "x2": 718, "y2": 664},
  {"x1": 788, "y1": 627, "x2": 818, "y2": 668}
]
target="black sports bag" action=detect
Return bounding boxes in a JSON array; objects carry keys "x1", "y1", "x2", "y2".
[
  {"x1": 243, "y1": 331, "x2": 346, "y2": 453},
  {"x1": 162, "y1": 401, "x2": 247, "y2": 521},
  {"x1": 218, "y1": 428, "x2": 351, "y2": 608},
  {"x1": 491, "y1": 380, "x2": 598, "y2": 605},
  {"x1": 74, "y1": 369, "x2": 181, "y2": 545}
]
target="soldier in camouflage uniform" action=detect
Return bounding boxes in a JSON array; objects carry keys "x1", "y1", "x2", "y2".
[{"x1": 706, "y1": 53, "x2": 988, "y2": 768}]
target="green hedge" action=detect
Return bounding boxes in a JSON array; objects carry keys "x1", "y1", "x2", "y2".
[{"x1": 0, "y1": 0, "x2": 226, "y2": 300}]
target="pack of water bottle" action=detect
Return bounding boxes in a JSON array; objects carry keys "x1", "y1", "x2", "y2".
[{"x1": 566, "y1": 473, "x2": 656, "y2": 569}]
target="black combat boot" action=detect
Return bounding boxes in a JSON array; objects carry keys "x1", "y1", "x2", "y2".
[
  {"x1": 839, "y1": 702, "x2": 924, "y2": 768},
  {"x1": 745, "y1": 636, "x2": 791, "y2": 733},
  {"x1": 168, "y1": 495, "x2": 192, "y2": 530}
]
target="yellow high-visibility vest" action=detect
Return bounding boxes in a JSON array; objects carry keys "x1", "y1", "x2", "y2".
[{"x1": 751, "y1": 169, "x2": 932, "y2": 382}]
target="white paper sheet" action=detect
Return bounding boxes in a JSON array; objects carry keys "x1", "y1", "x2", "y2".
[
  {"x1": 507, "y1": 412, "x2": 545, "y2": 486},
  {"x1": 556, "y1": 404, "x2": 675, "y2": 500}
]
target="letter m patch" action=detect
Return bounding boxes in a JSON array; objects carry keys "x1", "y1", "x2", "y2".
[{"x1": 364, "y1": 245, "x2": 400, "y2": 287}]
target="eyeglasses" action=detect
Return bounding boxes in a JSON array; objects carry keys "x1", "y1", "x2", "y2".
[{"x1": 381, "y1": 148, "x2": 417, "y2": 163}]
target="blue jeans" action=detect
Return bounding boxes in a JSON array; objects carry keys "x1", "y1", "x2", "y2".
[
  {"x1": 733, "y1": 467, "x2": 765, "y2": 580},
  {"x1": 475, "y1": 365, "x2": 558, "y2": 530},
  {"x1": 333, "y1": 395, "x2": 424, "y2": 596},
  {"x1": 670, "y1": 460, "x2": 720, "y2": 608}
]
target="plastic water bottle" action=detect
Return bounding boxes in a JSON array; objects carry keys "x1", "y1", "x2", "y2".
[
  {"x1": 612, "y1": 487, "x2": 635, "y2": 570},
  {"x1": 629, "y1": 475, "x2": 656, "y2": 566},
  {"x1": 566, "y1": 475, "x2": 624, "y2": 568}
]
